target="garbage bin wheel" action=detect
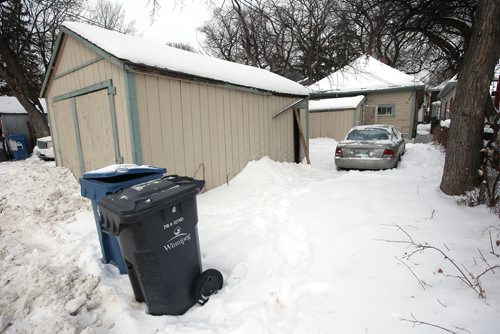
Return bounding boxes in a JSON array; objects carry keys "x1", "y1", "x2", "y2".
[{"x1": 193, "y1": 269, "x2": 223, "y2": 306}]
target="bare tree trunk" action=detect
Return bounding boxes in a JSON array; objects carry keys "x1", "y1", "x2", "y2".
[
  {"x1": 440, "y1": 0, "x2": 500, "y2": 195},
  {"x1": 0, "y1": 37, "x2": 50, "y2": 138}
]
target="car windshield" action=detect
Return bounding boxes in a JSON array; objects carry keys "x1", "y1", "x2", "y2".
[{"x1": 346, "y1": 128, "x2": 390, "y2": 141}]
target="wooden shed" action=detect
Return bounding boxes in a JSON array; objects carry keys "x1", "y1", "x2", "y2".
[
  {"x1": 309, "y1": 55, "x2": 424, "y2": 137},
  {"x1": 308, "y1": 95, "x2": 365, "y2": 141},
  {"x1": 0, "y1": 96, "x2": 47, "y2": 152},
  {"x1": 41, "y1": 22, "x2": 309, "y2": 189}
]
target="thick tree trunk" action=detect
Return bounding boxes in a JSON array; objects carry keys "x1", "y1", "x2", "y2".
[
  {"x1": 0, "y1": 37, "x2": 50, "y2": 138},
  {"x1": 440, "y1": 0, "x2": 500, "y2": 195}
]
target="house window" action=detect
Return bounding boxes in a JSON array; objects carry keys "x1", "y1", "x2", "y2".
[{"x1": 376, "y1": 105, "x2": 395, "y2": 116}]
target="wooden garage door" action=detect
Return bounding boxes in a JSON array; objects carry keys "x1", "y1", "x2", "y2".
[
  {"x1": 75, "y1": 89, "x2": 117, "y2": 172},
  {"x1": 52, "y1": 98, "x2": 80, "y2": 175}
]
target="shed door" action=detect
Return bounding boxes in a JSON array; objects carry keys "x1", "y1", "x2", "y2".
[
  {"x1": 75, "y1": 89, "x2": 117, "y2": 172},
  {"x1": 52, "y1": 98, "x2": 80, "y2": 174}
]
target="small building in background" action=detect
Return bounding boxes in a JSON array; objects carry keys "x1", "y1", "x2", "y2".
[
  {"x1": 437, "y1": 74, "x2": 457, "y2": 120},
  {"x1": 308, "y1": 55, "x2": 425, "y2": 137},
  {"x1": 308, "y1": 95, "x2": 365, "y2": 141},
  {"x1": 0, "y1": 96, "x2": 45, "y2": 153},
  {"x1": 40, "y1": 22, "x2": 309, "y2": 189}
]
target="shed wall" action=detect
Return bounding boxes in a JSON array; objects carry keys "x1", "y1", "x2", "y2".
[
  {"x1": 362, "y1": 90, "x2": 416, "y2": 134},
  {"x1": 134, "y1": 72, "x2": 298, "y2": 190},
  {"x1": 44, "y1": 35, "x2": 131, "y2": 174},
  {"x1": 309, "y1": 109, "x2": 357, "y2": 141}
]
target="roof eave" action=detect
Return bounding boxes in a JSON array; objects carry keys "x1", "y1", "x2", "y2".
[
  {"x1": 437, "y1": 81, "x2": 457, "y2": 99},
  {"x1": 42, "y1": 25, "x2": 308, "y2": 99},
  {"x1": 309, "y1": 85, "x2": 424, "y2": 99},
  {"x1": 40, "y1": 26, "x2": 125, "y2": 97},
  {"x1": 124, "y1": 62, "x2": 309, "y2": 98},
  {"x1": 309, "y1": 96, "x2": 366, "y2": 112}
]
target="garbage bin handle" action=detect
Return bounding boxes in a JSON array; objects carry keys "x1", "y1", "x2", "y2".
[{"x1": 161, "y1": 175, "x2": 205, "y2": 192}]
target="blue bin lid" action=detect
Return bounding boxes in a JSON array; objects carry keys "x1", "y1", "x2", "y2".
[
  {"x1": 82, "y1": 164, "x2": 165, "y2": 179},
  {"x1": 7, "y1": 134, "x2": 27, "y2": 141},
  {"x1": 80, "y1": 164, "x2": 166, "y2": 201}
]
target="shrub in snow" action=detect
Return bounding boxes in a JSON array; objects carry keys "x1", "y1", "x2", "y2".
[{"x1": 431, "y1": 125, "x2": 449, "y2": 148}]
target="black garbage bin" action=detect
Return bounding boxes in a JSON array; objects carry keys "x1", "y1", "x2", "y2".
[
  {"x1": 0, "y1": 137, "x2": 9, "y2": 161},
  {"x1": 98, "y1": 175, "x2": 222, "y2": 315}
]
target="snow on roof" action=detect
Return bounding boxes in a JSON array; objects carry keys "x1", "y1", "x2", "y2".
[
  {"x1": 437, "y1": 74, "x2": 458, "y2": 99},
  {"x1": 429, "y1": 80, "x2": 447, "y2": 92},
  {"x1": 0, "y1": 97, "x2": 47, "y2": 114},
  {"x1": 308, "y1": 55, "x2": 423, "y2": 93},
  {"x1": 0, "y1": 96, "x2": 25, "y2": 114},
  {"x1": 309, "y1": 95, "x2": 365, "y2": 112},
  {"x1": 61, "y1": 21, "x2": 308, "y2": 97}
]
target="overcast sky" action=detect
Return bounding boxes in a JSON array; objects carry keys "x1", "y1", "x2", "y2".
[{"x1": 120, "y1": 0, "x2": 211, "y2": 49}]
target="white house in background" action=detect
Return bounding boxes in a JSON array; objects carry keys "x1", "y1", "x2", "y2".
[
  {"x1": 308, "y1": 55, "x2": 425, "y2": 137},
  {"x1": 40, "y1": 21, "x2": 309, "y2": 188},
  {"x1": 308, "y1": 95, "x2": 365, "y2": 141}
]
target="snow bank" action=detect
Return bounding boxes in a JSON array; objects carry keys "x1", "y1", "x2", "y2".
[
  {"x1": 1, "y1": 142, "x2": 499, "y2": 333},
  {"x1": 416, "y1": 123, "x2": 431, "y2": 135},
  {"x1": 440, "y1": 119, "x2": 451, "y2": 128}
]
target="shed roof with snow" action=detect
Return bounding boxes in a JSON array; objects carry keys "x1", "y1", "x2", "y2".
[
  {"x1": 41, "y1": 22, "x2": 308, "y2": 98},
  {"x1": 308, "y1": 55, "x2": 424, "y2": 95},
  {"x1": 307, "y1": 55, "x2": 424, "y2": 137},
  {"x1": 308, "y1": 95, "x2": 366, "y2": 141},
  {"x1": 0, "y1": 96, "x2": 47, "y2": 114},
  {"x1": 309, "y1": 95, "x2": 365, "y2": 112},
  {"x1": 437, "y1": 74, "x2": 458, "y2": 100},
  {"x1": 41, "y1": 22, "x2": 309, "y2": 189},
  {"x1": 0, "y1": 96, "x2": 26, "y2": 114}
]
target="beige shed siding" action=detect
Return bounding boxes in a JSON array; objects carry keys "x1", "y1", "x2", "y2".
[
  {"x1": 309, "y1": 109, "x2": 355, "y2": 141},
  {"x1": 75, "y1": 90, "x2": 117, "y2": 171},
  {"x1": 362, "y1": 91, "x2": 414, "y2": 134},
  {"x1": 51, "y1": 99, "x2": 79, "y2": 173},
  {"x1": 44, "y1": 35, "x2": 132, "y2": 170},
  {"x1": 134, "y1": 73, "x2": 297, "y2": 189}
]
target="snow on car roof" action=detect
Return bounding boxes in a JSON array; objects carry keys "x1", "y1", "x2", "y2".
[
  {"x1": 350, "y1": 124, "x2": 393, "y2": 131},
  {"x1": 308, "y1": 55, "x2": 423, "y2": 93},
  {"x1": 61, "y1": 21, "x2": 309, "y2": 97}
]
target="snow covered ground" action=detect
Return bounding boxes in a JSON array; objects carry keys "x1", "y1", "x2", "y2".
[{"x1": 1, "y1": 139, "x2": 499, "y2": 333}]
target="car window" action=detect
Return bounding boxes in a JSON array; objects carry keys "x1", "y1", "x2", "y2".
[{"x1": 346, "y1": 128, "x2": 390, "y2": 140}]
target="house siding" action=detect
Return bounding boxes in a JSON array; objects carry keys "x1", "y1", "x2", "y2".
[
  {"x1": 44, "y1": 35, "x2": 132, "y2": 170},
  {"x1": 309, "y1": 109, "x2": 357, "y2": 141},
  {"x1": 363, "y1": 90, "x2": 415, "y2": 134},
  {"x1": 134, "y1": 72, "x2": 298, "y2": 190},
  {"x1": 44, "y1": 34, "x2": 304, "y2": 187}
]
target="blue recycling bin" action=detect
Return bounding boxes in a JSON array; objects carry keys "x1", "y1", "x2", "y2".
[
  {"x1": 80, "y1": 164, "x2": 166, "y2": 274},
  {"x1": 7, "y1": 134, "x2": 29, "y2": 160}
]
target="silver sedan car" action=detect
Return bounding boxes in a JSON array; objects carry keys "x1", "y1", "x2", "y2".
[{"x1": 335, "y1": 124, "x2": 406, "y2": 170}]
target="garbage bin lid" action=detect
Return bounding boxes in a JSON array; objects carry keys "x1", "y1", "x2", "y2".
[
  {"x1": 82, "y1": 164, "x2": 165, "y2": 179},
  {"x1": 80, "y1": 164, "x2": 167, "y2": 201},
  {"x1": 99, "y1": 176, "x2": 205, "y2": 233},
  {"x1": 7, "y1": 134, "x2": 27, "y2": 140}
]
